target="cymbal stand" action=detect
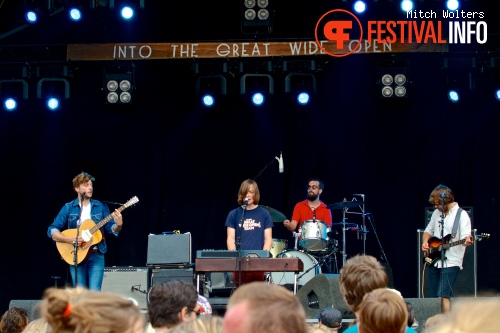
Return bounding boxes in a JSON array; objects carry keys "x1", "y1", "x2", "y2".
[
  {"x1": 293, "y1": 228, "x2": 301, "y2": 250},
  {"x1": 341, "y1": 206, "x2": 348, "y2": 265},
  {"x1": 349, "y1": 194, "x2": 367, "y2": 255}
]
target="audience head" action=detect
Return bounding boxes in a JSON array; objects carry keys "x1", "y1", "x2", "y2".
[
  {"x1": 169, "y1": 315, "x2": 223, "y2": 333},
  {"x1": 39, "y1": 287, "x2": 145, "y2": 333},
  {"x1": 357, "y1": 288, "x2": 407, "y2": 333},
  {"x1": 224, "y1": 281, "x2": 308, "y2": 333},
  {"x1": 148, "y1": 280, "x2": 199, "y2": 330},
  {"x1": 20, "y1": 318, "x2": 48, "y2": 333},
  {"x1": 339, "y1": 255, "x2": 389, "y2": 312},
  {"x1": 423, "y1": 313, "x2": 448, "y2": 332},
  {"x1": 0, "y1": 307, "x2": 28, "y2": 333},
  {"x1": 405, "y1": 302, "x2": 415, "y2": 327},
  {"x1": 430, "y1": 298, "x2": 500, "y2": 333},
  {"x1": 316, "y1": 307, "x2": 342, "y2": 330}
]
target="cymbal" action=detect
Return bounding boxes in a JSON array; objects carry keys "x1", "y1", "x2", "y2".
[
  {"x1": 261, "y1": 205, "x2": 287, "y2": 223},
  {"x1": 327, "y1": 201, "x2": 364, "y2": 210}
]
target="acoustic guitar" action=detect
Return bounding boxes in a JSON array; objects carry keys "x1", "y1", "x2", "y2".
[
  {"x1": 56, "y1": 196, "x2": 139, "y2": 265},
  {"x1": 424, "y1": 232, "x2": 489, "y2": 266}
]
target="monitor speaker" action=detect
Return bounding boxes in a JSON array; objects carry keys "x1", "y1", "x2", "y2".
[{"x1": 9, "y1": 300, "x2": 41, "y2": 322}]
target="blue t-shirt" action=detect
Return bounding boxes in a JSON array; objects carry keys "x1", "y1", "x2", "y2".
[
  {"x1": 344, "y1": 323, "x2": 417, "y2": 333},
  {"x1": 225, "y1": 205, "x2": 273, "y2": 250}
]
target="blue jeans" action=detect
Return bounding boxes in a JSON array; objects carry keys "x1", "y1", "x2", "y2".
[
  {"x1": 69, "y1": 251, "x2": 105, "y2": 291},
  {"x1": 428, "y1": 266, "x2": 460, "y2": 298}
]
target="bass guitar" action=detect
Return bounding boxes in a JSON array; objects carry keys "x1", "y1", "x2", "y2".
[
  {"x1": 424, "y1": 232, "x2": 490, "y2": 266},
  {"x1": 56, "y1": 196, "x2": 139, "y2": 265}
]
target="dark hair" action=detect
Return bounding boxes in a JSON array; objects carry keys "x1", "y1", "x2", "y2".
[
  {"x1": 406, "y1": 302, "x2": 415, "y2": 327},
  {"x1": 237, "y1": 179, "x2": 261, "y2": 205},
  {"x1": 148, "y1": 280, "x2": 198, "y2": 329},
  {"x1": 308, "y1": 178, "x2": 324, "y2": 190},
  {"x1": 0, "y1": 307, "x2": 28, "y2": 333},
  {"x1": 428, "y1": 184, "x2": 454, "y2": 205}
]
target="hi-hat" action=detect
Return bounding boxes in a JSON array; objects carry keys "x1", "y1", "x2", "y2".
[
  {"x1": 261, "y1": 205, "x2": 287, "y2": 223},
  {"x1": 327, "y1": 201, "x2": 364, "y2": 210}
]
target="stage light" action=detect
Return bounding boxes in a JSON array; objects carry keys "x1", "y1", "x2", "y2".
[
  {"x1": 195, "y1": 74, "x2": 227, "y2": 108},
  {"x1": 446, "y1": 0, "x2": 460, "y2": 11},
  {"x1": 297, "y1": 92, "x2": 310, "y2": 105},
  {"x1": 252, "y1": 92, "x2": 265, "y2": 106},
  {"x1": 240, "y1": 73, "x2": 274, "y2": 106},
  {"x1": 400, "y1": 0, "x2": 414, "y2": 12},
  {"x1": 495, "y1": 89, "x2": 500, "y2": 101},
  {"x1": 68, "y1": 6, "x2": 83, "y2": 22},
  {"x1": 120, "y1": 5, "x2": 135, "y2": 20},
  {"x1": 353, "y1": 1, "x2": 367, "y2": 14},
  {"x1": 0, "y1": 77, "x2": 29, "y2": 111},
  {"x1": 4, "y1": 98, "x2": 17, "y2": 111},
  {"x1": 448, "y1": 89, "x2": 460, "y2": 103},
  {"x1": 242, "y1": 0, "x2": 273, "y2": 34},
  {"x1": 104, "y1": 66, "x2": 135, "y2": 104},
  {"x1": 378, "y1": 60, "x2": 409, "y2": 99},
  {"x1": 46, "y1": 97, "x2": 60, "y2": 111}
]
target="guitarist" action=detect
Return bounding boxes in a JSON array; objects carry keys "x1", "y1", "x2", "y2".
[
  {"x1": 421, "y1": 185, "x2": 473, "y2": 312},
  {"x1": 47, "y1": 172, "x2": 123, "y2": 291}
]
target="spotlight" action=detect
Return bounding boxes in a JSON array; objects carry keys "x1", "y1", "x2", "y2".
[
  {"x1": 378, "y1": 60, "x2": 409, "y2": 99},
  {"x1": 495, "y1": 89, "x2": 500, "y2": 101},
  {"x1": 0, "y1": 78, "x2": 29, "y2": 111},
  {"x1": 46, "y1": 97, "x2": 60, "y2": 111},
  {"x1": 297, "y1": 92, "x2": 310, "y2": 105},
  {"x1": 448, "y1": 89, "x2": 460, "y2": 103},
  {"x1": 242, "y1": 0, "x2": 272, "y2": 34},
  {"x1": 104, "y1": 66, "x2": 134, "y2": 104},
  {"x1": 353, "y1": 1, "x2": 367, "y2": 14},
  {"x1": 195, "y1": 74, "x2": 227, "y2": 108},
  {"x1": 284, "y1": 72, "x2": 316, "y2": 106},
  {"x1": 400, "y1": 0, "x2": 414, "y2": 12},
  {"x1": 446, "y1": 0, "x2": 460, "y2": 11},
  {"x1": 240, "y1": 74, "x2": 274, "y2": 106},
  {"x1": 3, "y1": 98, "x2": 17, "y2": 111},
  {"x1": 120, "y1": 5, "x2": 135, "y2": 20},
  {"x1": 251, "y1": 92, "x2": 265, "y2": 106},
  {"x1": 68, "y1": 6, "x2": 83, "y2": 22}
]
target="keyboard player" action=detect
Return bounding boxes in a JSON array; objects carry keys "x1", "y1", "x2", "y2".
[{"x1": 225, "y1": 179, "x2": 273, "y2": 286}]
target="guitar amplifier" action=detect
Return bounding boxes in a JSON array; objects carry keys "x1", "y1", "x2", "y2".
[
  {"x1": 147, "y1": 233, "x2": 192, "y2": 265},
  {"x1": 147, "y1": 267, "x2": 195, "y2": 291},
  {"x1": 101, "y1": 267, "x2": 148, "y2": 309}
]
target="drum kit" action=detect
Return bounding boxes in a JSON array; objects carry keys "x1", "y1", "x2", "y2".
[{"x1": 263, "y1": 199, "x2": 369, "y2": 288}]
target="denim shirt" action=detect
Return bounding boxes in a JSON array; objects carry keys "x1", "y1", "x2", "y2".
[{"x1": 47, "y1": 198, "x2": 119, "y2": 253}]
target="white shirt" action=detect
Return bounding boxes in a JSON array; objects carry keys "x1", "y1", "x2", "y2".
[{"x1": 424, "y1": 203, "x2": 471, "y2": 269}]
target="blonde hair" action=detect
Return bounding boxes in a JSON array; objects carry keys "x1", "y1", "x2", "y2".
[
  {"x1": 227, "y1": 282, "x2": 308, "y2": 333},
  {"x1": 357, "y1": 288, "x2": 407, "y2": 333},
  {"x1": 21, "y1": 318, "x2": 48, "y2": 333},
  {"x1": 339, "y1": 255, "x2": 388, "y2": 312},
  {"x1": 431, "y1": 298, "x2": 500, "y2": 333},
  {"x1": 169, "y1": 315, "x2": 223, "y2": 333},
  {"x1": 40, "y1": 287, "x2": 144, "y2": 333}
]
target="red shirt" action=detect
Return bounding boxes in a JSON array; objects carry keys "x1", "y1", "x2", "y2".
[{"x1": 291, "y1": 200, "x2": 332, "y2": 229}]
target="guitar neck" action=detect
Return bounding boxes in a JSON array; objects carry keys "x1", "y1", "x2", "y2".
[
  {"x1": 89, "y1": 204, "x2": 127, "y2": 234},
  {"x1": 442, "y1": 238, "x2": 466, "y2": 250}
]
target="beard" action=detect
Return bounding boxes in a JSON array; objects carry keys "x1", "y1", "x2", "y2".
[{"x1": 307, "y1": 192, "x2": 318, "y2": 201}]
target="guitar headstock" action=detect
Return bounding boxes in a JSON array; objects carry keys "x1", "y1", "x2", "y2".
[
  {"x1": 477, "y1": 233, "x2": 490, "y2": 241},
  {"x1": 124, "y1": 196, "x2": 139, "y2": 208}
]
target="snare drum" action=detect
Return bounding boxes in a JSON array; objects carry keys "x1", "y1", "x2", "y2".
[
  {"x1": 299, "y1": 220, "x2": 330, "y2": 250},
  {"x1": 271, "y1": 250, "x2": 321, "y2": 286},
  {"x1": 271, "y1": 239, "x2": 288, "y2": 258}
]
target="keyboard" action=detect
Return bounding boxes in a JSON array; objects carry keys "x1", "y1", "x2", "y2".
[{"x1": 196, "y1": 250, "x2": 271, "y2": 259}]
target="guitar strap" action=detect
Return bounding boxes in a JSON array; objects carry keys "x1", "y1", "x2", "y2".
[{"x1": 450, "y1": 207, "x2": 463, "y2": 239}]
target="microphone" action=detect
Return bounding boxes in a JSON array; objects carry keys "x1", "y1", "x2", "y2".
[
  {"x1": 243, "y1": 198, "x2": 249, "y2": 206},
  {"x1": 275, "y1": 152, "x2": 284, "y2": 173},
  {"x1": 441, "y1": 192, "x2": 446, "y2": 198}
]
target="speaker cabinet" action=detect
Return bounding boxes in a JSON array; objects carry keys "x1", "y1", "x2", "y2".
[
  {"x1": 9, "y1": 300, "x2": 41, "y2": 322},
  {"x1": 296, "y1": 274, "x2": 354, "y2": 320},
  {"x1": 101, "y1": 267, "x2": 148, "y2": 309},
  {"x1": 418, "y1": 206, "x2": 476, "y2": 298},
  {"x1": 147, "y1": 233, "x2": 192, "y2": 265},
  {"x1": 403, "y1": 298, "x2": 441, "y2": 333},
  {"x1": 148, "y1": 267, "x2": 195, "y2": 290}
]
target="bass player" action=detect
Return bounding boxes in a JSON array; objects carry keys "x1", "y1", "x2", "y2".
[
  {"x1": 47, "y1": 172, "x2": 123, "y2": 290},
  {"x1": 421, "y1": 184, "x2": 473, "y2": 312}
]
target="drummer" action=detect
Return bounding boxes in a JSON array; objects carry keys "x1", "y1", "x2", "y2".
[{"x1": 283, "y1": 178, "x2": 332, "y2": 232}]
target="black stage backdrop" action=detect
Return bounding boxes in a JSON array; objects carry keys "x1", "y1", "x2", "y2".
[{"x1": 1, "y1": 2, "x2": 500, "y2": 311}]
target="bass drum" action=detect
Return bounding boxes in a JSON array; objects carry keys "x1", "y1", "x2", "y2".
[{"x1": 271, "y1": 250, "x2": 321, "y2": 287}]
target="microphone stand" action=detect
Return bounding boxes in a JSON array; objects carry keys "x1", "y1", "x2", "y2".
[
  {"x1": 73, "y1": 192, "x2": 84, "y2": 288},
  {"x1": 439, "y1": 194, "x2": 446, "y2": 313},
  {"x1": 235, "y1": 201, "x2": 248, "y2": 287}
]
